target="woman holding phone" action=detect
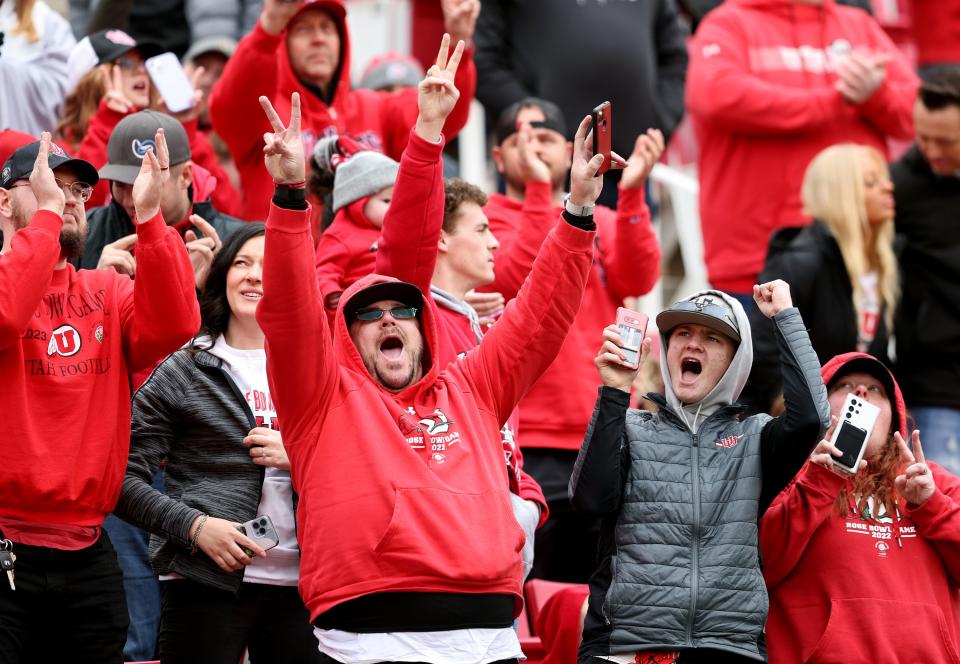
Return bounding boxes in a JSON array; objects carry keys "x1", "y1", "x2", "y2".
[
  {"x1": 761, "y1": 352, "x2": 960, "y2": 663},
  {"x1": 744, "y1": 144, "x2": 898, "y2": 415},
  {"x1": 115, "y1": 223, "x2": 322, "y2": 663}
]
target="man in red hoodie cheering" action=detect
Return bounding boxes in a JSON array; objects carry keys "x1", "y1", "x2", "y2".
[
  {"x1": 0, "y1": 133, "x2": 199, "y2": 661},
  {"x1": 257, "y1": 35, "x2": 604, "y2": 664},
  {"x1": 210, "y1": 0, "x2": 479, "y2": 221}
]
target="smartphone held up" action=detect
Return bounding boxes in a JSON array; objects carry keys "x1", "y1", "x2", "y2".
[
  {"x1": 616, "y1": 307, "x2": 648, "y2": 370},
  {"x1": 829, "y1": 394, "x2": 881, "y2": 475},
  {"x1": 591, "y1": 101, "x2": 612, "y2": 176},
  {"x1": 145, "y1": 52, "x2": 196, "y2": 114}
]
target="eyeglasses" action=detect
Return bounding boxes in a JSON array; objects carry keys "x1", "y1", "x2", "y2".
[
  {"x1": 355, "y1": 306, "x2": 418, "y2": 321},
  {"x1": 9, "y1": 178, "x2": 94, "y2": 203},
  {"x1": 114, "y1": 54, "x2": 144, "y2": 71}
]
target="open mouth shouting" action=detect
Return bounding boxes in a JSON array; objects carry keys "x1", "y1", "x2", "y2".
[
  {"x1": 680, "y1": 357, "x2": 703, "y2": 382},
  {"x1": 379, "y1": 334, "x2": 405, "y2": 362}
]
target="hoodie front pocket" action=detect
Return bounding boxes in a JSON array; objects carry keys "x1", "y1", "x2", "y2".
[
  {"x1": 806, "y1": 598, "x2": 960, "y2": 664},
  {"x1": 374, "y1": 487, "x2": 524, "y2": 583}
]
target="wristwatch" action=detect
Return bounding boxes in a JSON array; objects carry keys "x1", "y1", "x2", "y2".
[{"x1": 563, "y1": 193, "x2": 595, "y2": 217}]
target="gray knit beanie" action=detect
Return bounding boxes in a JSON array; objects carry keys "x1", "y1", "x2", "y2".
[{"x1": 332, "y1": 151, "x2": 399, "y2": 213}]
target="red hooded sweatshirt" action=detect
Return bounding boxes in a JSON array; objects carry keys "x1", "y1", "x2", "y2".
[
  {"x1": 686, "y1": 0, "x2": 919, "y2": 293},
  {"x1": 257, "y1": 195, "x2": 594, "y2": 621},
  {"x1": 0, "y1": 210, "x2": 199, "y2": 540},
  {"x1": 375, "y1": 130, "x2": 548, "y2": 520},
  {"x1": 72, "y1": 100, "x2": 242, "y2": 217},
  {"x1": 482, "y1": 184, "x2": 660, "y2": 450},
  {"x1": 315, "y1": 198, "x2": 380, "y2": 315},
  {"x1": 209, "y1": 0, "x2": 477, "y2": 221},
  {"x1": 761, "y1": 352, "x2": 960, "y2": 663}
]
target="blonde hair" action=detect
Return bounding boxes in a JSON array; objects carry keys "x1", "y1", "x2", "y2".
[
  {"x1": 801, "y1": 144, "x2": 899, "y2": 332},
  {"x1": 56, "y1": 68, "x2": 107, "y2": 151},
  {"x1": 11, "y1": 0, "x2": 39, "y2": 43}
]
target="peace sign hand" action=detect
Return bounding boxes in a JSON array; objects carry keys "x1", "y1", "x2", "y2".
[
  {"x1": 894, "y1": 430, "x2": 935, "y2": 507},
  {"x1": 415, "y1": 34, "x2": 464, "y2": 143},
  {"x1": 259, "y1": 93, "x2": 305, "y2": 185},
  {"x1": 100, "y1": 64, "x2": 135, "y2": 114},
  {"x1": 31, "y1": 132, "x2": 65, "y2": 215},
  {"x1": 132, "y1": 128, "x2": 171, "y2": 222}
]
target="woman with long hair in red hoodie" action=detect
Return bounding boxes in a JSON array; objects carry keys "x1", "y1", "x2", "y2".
[{"x1": 760, "y1": 352, "x2": 960, "y2": 663}]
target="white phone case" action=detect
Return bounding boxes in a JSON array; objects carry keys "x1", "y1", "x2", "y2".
[
  {"x1": 829, "y1": 393, "x2": 881, "y2": 474},
  {"x1": 145, "y1": 52, "x2": 194, "y2": 113}
]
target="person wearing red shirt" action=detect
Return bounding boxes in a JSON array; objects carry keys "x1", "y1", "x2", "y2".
[
  {"x1": 0, "y1": 132, "x2": 199, "y2": 662},
  {"x1": 761, "y1": 352, "x2": 960, "y2": 663},
  {"x1": 209, "y1": 0, "x2": 479, "y2": 221},
  {"x1": 483, "y1": 97, "x2": 662, "y2": 582},
  {"x1": 686, "y1": 0, "x2": 918, "y2": 299},
  {"x1": 256, "y1": 36, "x2": 604, "y2": 662}
]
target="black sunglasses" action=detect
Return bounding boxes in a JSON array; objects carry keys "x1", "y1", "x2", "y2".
[{"x1": 355, "y1": 306, "x2": 418, "y2": 321}]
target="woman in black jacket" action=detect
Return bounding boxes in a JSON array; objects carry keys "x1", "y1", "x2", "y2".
[
  {"x1": 743, "y1": 143, "x2": 899, "y2": 415},
  {"x1": 115, "y1": 222, "x2": 322, "y2": 664}
]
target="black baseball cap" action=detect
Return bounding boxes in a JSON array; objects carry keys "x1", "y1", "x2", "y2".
[
  {"x1": 343, "y1": 281, "x2": 425, "y2": 322},
  {"x1": 99, "y1": 111, "x2": 191, "y2": 185},
  {"x1": 67, "y1": 29, "x2": 164, "y2": 92},
  {"x1": 0, "y1": 141, "x2": 99, "y2": 190},
  {"x1": 495, "y1": 97, "x2": 568, "y2": 145}
]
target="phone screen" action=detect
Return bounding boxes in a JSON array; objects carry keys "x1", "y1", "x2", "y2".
[
  {"x1": 834, "y1": 420, "x2": 867, "y2": 468},
  {"x1": 617, "y1": 323, "x2": 642, "y2": 366}
]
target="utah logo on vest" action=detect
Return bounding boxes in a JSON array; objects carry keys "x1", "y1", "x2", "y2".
[
  {"x1": 715, "y1": 434, "x2": 744, "y2": 450},
  {"x1": 47, "y1": 324, "x2": 82, "y2": 358}
]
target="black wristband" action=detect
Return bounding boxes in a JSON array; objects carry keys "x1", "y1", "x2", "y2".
[
  {"x1": 562, "y1": 209, "x2": 596, "y2": 231},
  {"x1": 272, "y1": 186, "x2": 308, "y2": 210}
]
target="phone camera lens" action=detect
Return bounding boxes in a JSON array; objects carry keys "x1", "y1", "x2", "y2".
[
  {"x1": 848, "y1": 406, "x2": 854, "y2": 412},
  {"x1": 845, "y1": 413, "x2": 852, "y2": 419}
]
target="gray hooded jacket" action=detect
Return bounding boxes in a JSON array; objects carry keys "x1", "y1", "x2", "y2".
[{"x1": 570, "y1": 291, "x2": 829, "y2": 660}]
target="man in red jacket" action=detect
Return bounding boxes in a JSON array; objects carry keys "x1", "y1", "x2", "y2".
[
  {"x1": 257, "y1": 36, "x2": 604, "y2": 663},
  {"x1": 686, "y1": 0, "x2": 918, "y2": 300},
  {"x1": 484, "y1": 97, "x2": 663, "y2": 581},
  {"x1": 0, "y1": 133, "x2": 199, "y2": 662},
  {"x1": 209, "y1": 0, "x2": 479, "y2": 221}
]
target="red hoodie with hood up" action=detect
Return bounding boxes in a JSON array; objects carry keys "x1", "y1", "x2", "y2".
[
  {"x1": 209, "y1": 0, "x2": 477, "y2": 221},
  {"x1": 686, "y1": 0, "x2": 919, "y2": 293},
  {"x1": 257, "y1": 195, "x2": 594, "y2": 621},
  {"x1": 761, "y1": 352, "x2": 960, "y2": 664}
]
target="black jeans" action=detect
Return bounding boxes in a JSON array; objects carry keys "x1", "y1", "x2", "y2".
[
  {"x1": 159, "y1": 578, "x2": 322, "y2": 664},
  {"x1": 0, "y1": 532, "x2": 128, "y2": 664}
]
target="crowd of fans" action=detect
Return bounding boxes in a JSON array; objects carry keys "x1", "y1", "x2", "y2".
[{"x1": 2, "y1": 0, "x2": 960, "y2": 662}]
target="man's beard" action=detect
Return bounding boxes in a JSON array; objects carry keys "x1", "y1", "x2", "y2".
[{"x1": 11, "y1": 199, "x2": 86, "y2": 259}]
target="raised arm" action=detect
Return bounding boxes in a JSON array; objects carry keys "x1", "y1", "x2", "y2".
[
  {"x1": 0, "y1": 134, "x2": 65, "y2": 348},
  {"x1": 118, "y1": 128, "x2": 201, "y2": 372},
  {"x1": 756, "y1": 280, "x2": 831, "y2": 514},
  {"x1": 602, "y1": 130, "x2": 664, "y2": 301},
  {"x1": 460, "y1": 116, "x2": 623, "y2": 422},
  {"x1": 570, "y1": 326, "x2": 653, "y2": 515},
  {"x1": 377, "y1": 37, "x2": 464, "y2": 291},
  {"x1": 255, "y1": 92, "x2": 338, "y2": 444},
  {"x1": 686, "y1": 12, "x2": 850, "y2": 135}
]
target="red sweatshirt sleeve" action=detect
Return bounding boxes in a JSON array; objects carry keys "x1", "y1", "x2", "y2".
[
  {"x1": 119, "y1": 211, "x2": 200, "y2": 372},
  {"x1": 314, "y1": 230, "x2": 351, "y2": 308},
  {"x1": 686, "y1": 15, "x2": 850, "y2": 135},
  {"x1": 379, "y1": 48, "x2": 477, "y2": 161},
  {"x1": 208, "y1": 22, "x2": 279, "y2": 166},
  {"x1": 906, "y1": 464, "x2": 960, "y2": 585},
  {"x1": 183, "y1": 120, "x2": 243, "y2": 217},
  {"x1": 485, "y1": 181, "x2": 554, "y2": 301},
  {"x1": 760, "y1": 460, "x2": 848, "y2": 587},
  {"x1": 77, "y1": 100, "x2": 129, "y2": 208},
  {"x1": 601, "y1": 186, "x2": 661, "y2": 301},
  {"x1": 854, "y1": 23, "x2": 919, "y2": 142},
  {"x1": 257, "y1": 202, "x2": 338, "y2": 445},
  {"x1": 375, "y1": 130, "x2": 446, "y2": 292},
  {"x1": 0, "y1": 210, "x2": 62, "y2": 348},
  {"x1": 460, "y1": 218, "x2": 594, "y2": 425}
]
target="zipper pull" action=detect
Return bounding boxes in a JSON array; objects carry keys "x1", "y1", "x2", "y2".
[{"x1": 693, "y1": 434, "x2": 699, "y2": 447}]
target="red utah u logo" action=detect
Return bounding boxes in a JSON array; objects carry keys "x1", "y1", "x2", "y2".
[{"x1": 47, "y1": 324, "x2": 82, "y2": 357}]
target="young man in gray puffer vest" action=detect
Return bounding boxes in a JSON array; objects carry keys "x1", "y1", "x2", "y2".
[{"x1": 571, "y1": 280, "x2": 829, "y2": 663}]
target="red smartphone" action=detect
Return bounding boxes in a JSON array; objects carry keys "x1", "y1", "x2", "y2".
[
  {"x1": 591, "y1": 101, "x2": 612, "y2": 175},
  {"x1": 615, "y1": 306, "x2": 648, "y2": 370}
]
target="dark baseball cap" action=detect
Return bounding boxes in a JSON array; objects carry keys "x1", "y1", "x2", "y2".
[
  {"x1": 343, "y1": 281, "x2": 424, "y2": 322},
  {"x1": 495, "y1": 97, "x2": 568, "y2": 145},
  {"x1": 1, "y1": 141, "x2": 99, "y2": 190},
  {"x1": 656, "y1": 293, "x2": 741, "y2": 343},
  {"x1": 68, "y1": 29, "x2": 164, "y2": 92},
  {"x1": 99, "y1": 111, "x2": 191, "y2": 185}
]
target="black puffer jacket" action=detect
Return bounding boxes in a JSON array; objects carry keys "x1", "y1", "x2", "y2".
[
  {"x1": 742, "y1": 220, "x2": 891, "y2": 415},
  {"x1": 76, "y1": 198, "x2": 246, "y2": 270},
  {"x1": 114, "y1": 344, "x2": 295, "y2": 593}
]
